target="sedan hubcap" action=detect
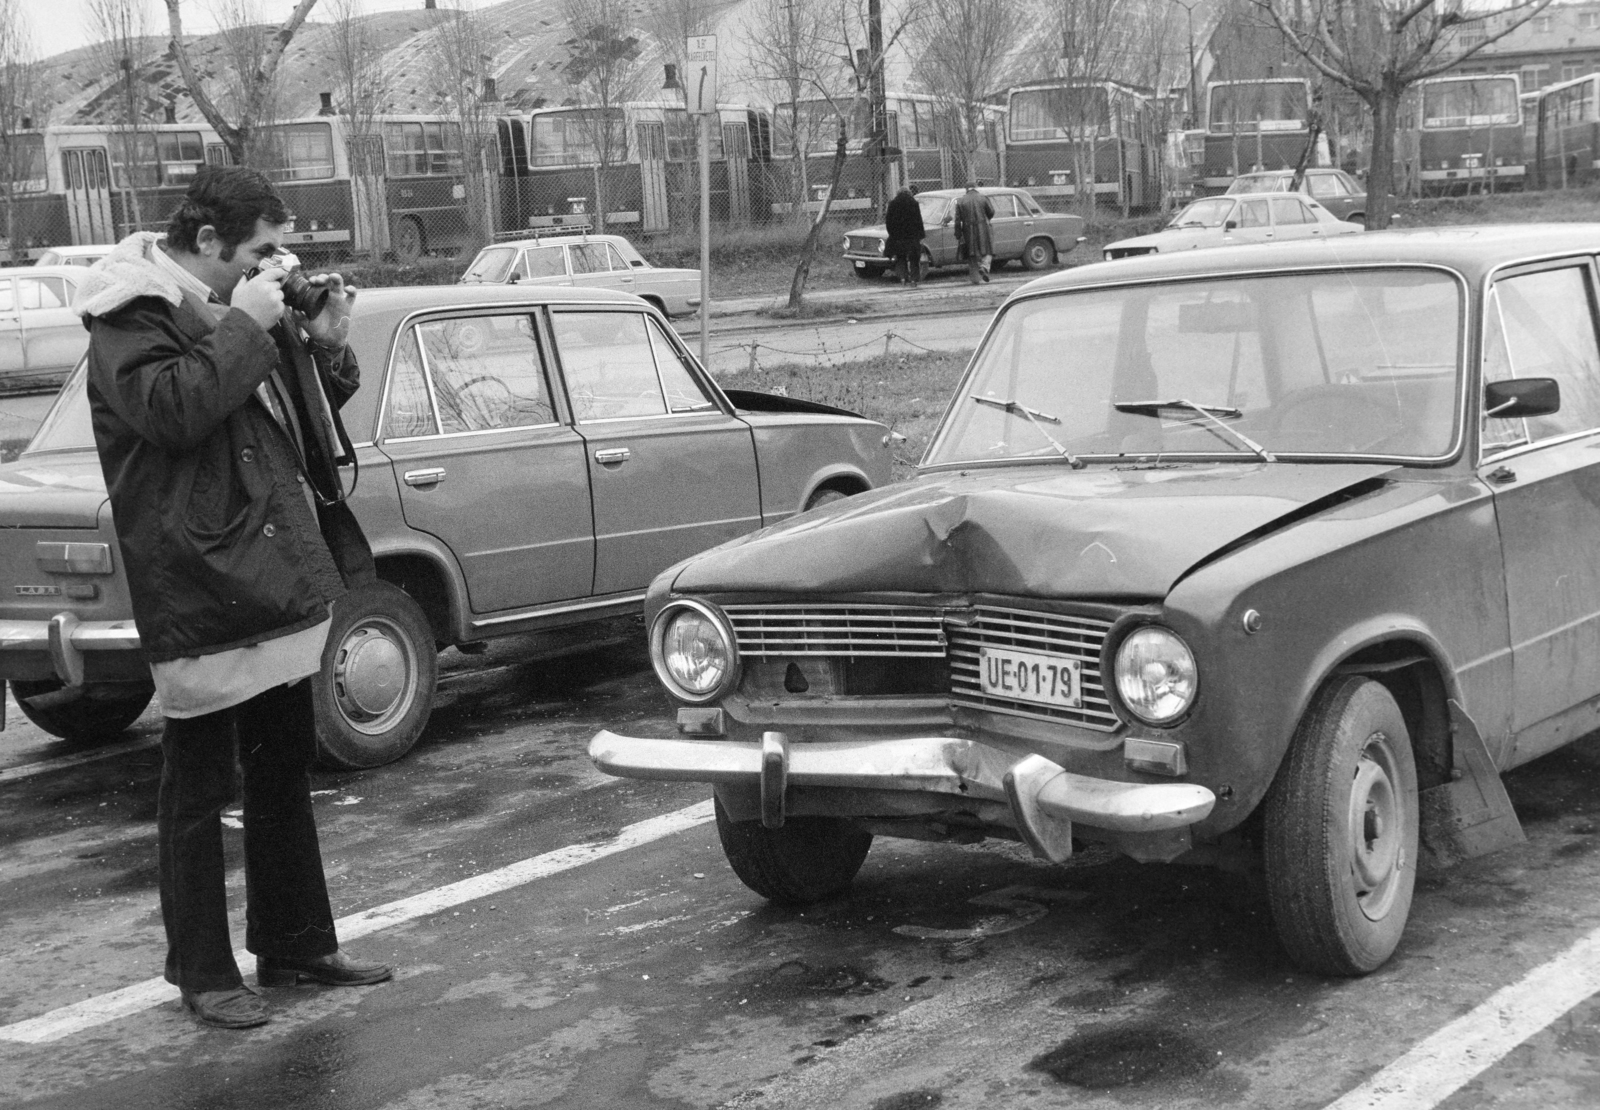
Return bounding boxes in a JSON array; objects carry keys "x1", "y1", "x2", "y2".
[
  {"x1": 332, "y1": 619, "x2": 417, "y2": 733},
  {"x1": 1349, "y1": 732, "x2": 1405, "y2": 921}
]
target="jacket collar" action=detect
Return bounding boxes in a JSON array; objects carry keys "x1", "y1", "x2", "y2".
[{"x1": 73, "y1": 232, "x2": 190, "y2": 320}]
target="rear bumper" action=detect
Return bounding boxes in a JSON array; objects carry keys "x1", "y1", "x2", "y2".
[
  {"x1": 0, "y1": 615, "x2": 143, "y2": 685},
  {"x1": 589, "y1": 730, "x2": 1216, "y2": 862}
]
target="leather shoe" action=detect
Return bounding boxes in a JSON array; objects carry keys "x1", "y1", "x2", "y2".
[
  {"x1": 257, "y1": 950, "x2": 393, "y2": 987},
  {"x1": 181, "y1": 985, "x2": 268, "y2": 1029}
]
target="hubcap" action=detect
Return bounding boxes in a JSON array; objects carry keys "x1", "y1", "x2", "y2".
[
  {"x1": 332, "y1": 618, "x2": 417, "y2": 734},
  {"x1": 1348, "y1": 731, "x2": 1406, "y2": 921}
]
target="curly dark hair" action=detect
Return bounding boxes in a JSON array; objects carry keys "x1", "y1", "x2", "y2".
[{"x1": 165, "y1": 166, "x2": 289, "y2": 260}]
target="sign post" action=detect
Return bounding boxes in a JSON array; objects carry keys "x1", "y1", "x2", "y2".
[{"x1": 686, "y1": 35, "x2": 718, "y2": 365}]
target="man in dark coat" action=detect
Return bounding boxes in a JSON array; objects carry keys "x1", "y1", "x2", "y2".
[
  {"x1": 954, "y1": 180, "x2": 995, "y2": 284},
  {"x1": 74, "y1": 166, "x2": 391, "y2": 1030},
  {"x1": 883, "y1": 186, "x2": 926, "y2": 286}
]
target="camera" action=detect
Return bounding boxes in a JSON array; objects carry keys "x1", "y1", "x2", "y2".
[{"x1": 263, "y1": 252, "x2": 330, "y2": 318}]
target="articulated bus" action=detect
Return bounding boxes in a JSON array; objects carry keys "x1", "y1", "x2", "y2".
[
  {"x1": 1003, "y1": 80, "x2": 1162, "y2": 211},
  {"x1": 770, "y1": 94, "x2": 1000, "y2": 216},
  {"x1": 1401, "y1": 74, "x2": 1525, "y2": 195},
  {"x1": 1200, "y1": 78, "x2": 1317, "y2": 193},
  {"x1": 496, "y1": 102, "x2": 773, "y2": 236},
  {"x1": 1534, "y1": 73, "x2": 1600, "y2": 190},
  {"x1": 1, "y1": 123, "x2": 231, "y2": 261}
]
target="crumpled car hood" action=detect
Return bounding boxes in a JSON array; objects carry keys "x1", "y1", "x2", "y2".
[
  {"x1": 672, "y1": 462, "x2": 1398, "y2": 599},
  {"x1": 0, "y1": 451, "x2": 109, "y2": 528}
]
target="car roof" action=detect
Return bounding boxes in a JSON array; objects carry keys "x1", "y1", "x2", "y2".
[
  {"x1": 1033, "y1": 224, "x2": 1600, "y2": 291},
  {"x1": 1196, "y1": 191, "x2": 1323, "y2": 201},
  {"x1": 914, "y1": 186, "x2": 1020, "y2": 199},
  {"x1": 1235, "y1": 169, "x2": 1342, "y2": 179},
  {"x1": 483, "y1": 234, "x2": 634, "y2": 250},
  {"x1": 12, "y1": 265, "x2": 91, "y2": 280},
  {"x1": 38, "y1": 245, "x2": 113, "y2": 256}
]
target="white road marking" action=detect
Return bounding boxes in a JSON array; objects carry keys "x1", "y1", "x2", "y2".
[
  {"x1": 1326, "y1": 924, "x2": 1600, "y2": 1109},
  {"x1": 0, "y1": 735, "x2": 160, "y2": 784},
  {"x1": 0, "y1": 799, "x2": 714, "y2": 1044}
]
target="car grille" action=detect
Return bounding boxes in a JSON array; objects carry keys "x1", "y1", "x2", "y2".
[
  {"x1": 723, "y1": 602, "x2": 1119, "y2": 731},
  {"x1": 847, "y1": 236, "x2": 885, "y2": 255}
]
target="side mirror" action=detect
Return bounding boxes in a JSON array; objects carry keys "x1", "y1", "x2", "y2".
[
  {"x1": 1224, "y1": 219, "x2": 1239, "y2": 231},
  {"x1": 1485, "y1": 377, "x2": 1560, "y2": 419},
  {"x1": 507, "y1": 273, "x2": 520, "y2": 284}
]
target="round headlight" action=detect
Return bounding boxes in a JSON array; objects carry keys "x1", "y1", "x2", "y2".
[
  {"x1": 842, "y1": 236, "x2": 852, "y2": 249},
  {"x1": 1114, "y1": 626, "x2": 1197, "y2": 725},
  {"x1": 650, "y1": 601, "x2": 738, "y2": 703}
]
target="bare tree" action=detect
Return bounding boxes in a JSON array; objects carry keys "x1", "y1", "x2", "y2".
[
  {"x1": 164, "y1": 0, "x2": 319, "y2": 165},
  {"x1": 1029, "y1": 0, "x2": 1136, "y2": 219},
  {"x1": 87, "y1": 0, "x2": 156, "y2": 232},
  {"x1": 905, "y1": 0, "x2": 1022, "y2": 188},
  {"x1": 557, "y1": 0, "x2": 646, "y2": 233},
  {"x1": 325, "y1": 0, "x2": 391, "y2": 257},
  {"x1": 740, "y1": 0, "x2": 837, "y2": 217},
  {"x1": 422, "y1": 1, "x2": 499, "y2": 248},
  {"x1": 1257, "y1": 0, "x2": 1555, "y2": 227},
  {"x1": 0, "y1": 0, "x2": 37, "y2": 260}
]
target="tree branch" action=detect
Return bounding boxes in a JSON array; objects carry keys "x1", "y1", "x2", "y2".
[{"x1": 164, "y1": 0, "x2": 240, "y2": 154}]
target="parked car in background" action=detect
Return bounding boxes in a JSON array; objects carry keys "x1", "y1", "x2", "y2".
[
  {"x1": 0, "y1": 285, "x2": 890, "y2": 767},
  {"x1": 593, "y1": 226, "x2": 1600, "y2": 979},
  {"x1": 461, "y1": 234, "x2": 701, "y2": 317},
  {"x1": 0, "y1": 265, "x2": 88, "y2": 394},
  {"x1": 34, "y1": 245, "x2": 114, "y2": 268},
  {"x1": 1227, "y1": 168, "x2": 1372, "y2": 223},
  {"x1": 843, "y1": 186, "x2": 1086, "y2": 279},
  {"x1": 1102, "y1": 192, "x2": 1362, "y2": 260}
]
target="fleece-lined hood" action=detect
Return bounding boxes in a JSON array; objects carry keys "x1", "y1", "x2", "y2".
[{"x1": 73, "y1": 233, "x2": 186, "y2": 320}]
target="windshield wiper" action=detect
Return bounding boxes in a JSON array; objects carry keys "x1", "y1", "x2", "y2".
[
  {"x1": 971, "y1": 395, "x2": 1085, "y2": 468},
  {"x1": 1113, "y1": 398, "x2": 1276, "y2": 463}
]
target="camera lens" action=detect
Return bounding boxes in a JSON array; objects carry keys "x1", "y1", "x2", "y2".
[{"x1": 281, "y1": 271, "x2": 329, "y2": 317}]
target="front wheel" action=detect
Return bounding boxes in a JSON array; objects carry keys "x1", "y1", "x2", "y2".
[
  {"x1": 714, "y1": 796, "x2": 872, "y2": 903},
  {"x1": 1263, "y1": 676, "x2": 1418, "y2": 976},
  {"x1": 10, "y1": 678, "x2": 154, "y2": 742},
  {"x1": 312, "y1": 581, "x2": 438, "y2": 769},
  {"x1": 1021, "y1": 237, "x2": 1057, "y2": 271}
]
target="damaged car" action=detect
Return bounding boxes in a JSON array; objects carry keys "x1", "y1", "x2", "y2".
[{"x1": 590, "y1": 226, "x2": 1600, "y2": 976}]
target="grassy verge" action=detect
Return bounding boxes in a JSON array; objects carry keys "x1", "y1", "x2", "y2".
[{"x1": 725, "y1": 348, "x2": 974, "y2": 480}]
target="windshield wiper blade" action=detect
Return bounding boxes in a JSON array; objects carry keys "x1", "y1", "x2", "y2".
[
  {"x1": 1113, "y1": 398, "x2": 1275, "y2": 463},
  {"x1": 971, "y1": 395, "x2": 1085, "y2": 468}
]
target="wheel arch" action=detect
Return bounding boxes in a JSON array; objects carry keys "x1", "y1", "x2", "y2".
[
  {"x1": 798, "y1": 464, "x2": 874, "y2": 513},
  {"x1": 371, "y1": 546, "x2": 463, "y2": 646},
  {"x1": 639, "y1": 294, "x2": 667, "y2": 316}
]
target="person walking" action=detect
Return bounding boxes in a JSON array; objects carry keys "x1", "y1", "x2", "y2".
[
  {"x1": 74, "y1": 166, "x2": 392, "y2": 1030},
  {"x1": 884, "y1": 185, "x2": 926, "y2": 286},
  {"x1": 954, "y1": 180, "x2": 995, "y2": 284}
]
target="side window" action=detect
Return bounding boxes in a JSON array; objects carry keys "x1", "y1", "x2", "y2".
[
  {"x1": 603, "y1": 242, "x2": 632, "y2": 270},
  {"x1": 1238, "y1": 199, "x2": 1271, "y2": 228},
  {"x1": 523, "y1": 246, "x2": 566, "y2": 278},
  {"x1": 1484, "y1": 266, "x2": 1600, "y2": 448},
  {"x1": 552, "y1": 310, "x2": 667, "y2": 421},
  {"x1": 0, "y1": 280, "x2": 13, "y2": 313},
  {"x1": 17, "y1": 277, "x2": 67, "y2": 310},
  {"x1": 1307, "y1": 174, "x2": 1342, "y2": 198},
  {"x1": 571, "y1": 243, "x2": 611, "y2": 273},
  {"x1": 647, "y1": 317, "x2": 717, "y2": 413},
  {"x1": 416, "y1": 314, "x2": 555, "y2": 433},
  {"x1": 1270, "y1": 197, "x2": 1312, "y2": 225},
  {"x1": 384, "y1": 329, "x2": 438, "y2": 438},
  {"x1": 991, "y1": 195, "x2": 1019, "y2": 218}
]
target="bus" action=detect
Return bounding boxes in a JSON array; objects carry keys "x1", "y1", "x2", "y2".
[
  {"x1": 497, "y1": 102, "x2": 773, "y2": 236},
  {"x1": 770, "y1": 94, "x2": 1000, "y2": 217},
  {"x1": 1534, "y1": 73, "x2": 1600, "y2": 190},
  {"x1": 1200, "y1": 78, "x2": 1318, "y2": 194},
  {"x1": 1, "y1": 122, "x2": 230, "y2": 262},
  {"x1": 1003, "y1": 80, "x2": 1162, "y2": 211},
  {"x1": 1402, "y1": 74, "x2": 1525, "y2": 195}
]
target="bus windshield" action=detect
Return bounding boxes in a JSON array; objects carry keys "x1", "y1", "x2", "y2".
[
  {"x1": 529, "y1": 109, "x2": 627, "y2": 167},
  {"x1": 1008, "y1": 86, "x2": 1110, "y2": 141},
  {"x1": 1208, "y1": 82, "x2": 1309, "y2": 134},
  {"x1": 1422, "y1": 78, "x2": 1520, "y2": 129}
]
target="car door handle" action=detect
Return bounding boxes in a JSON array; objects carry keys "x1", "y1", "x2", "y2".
[
  {"x1": 594, "y1": 447, "x2": 631, "y2": 465},
  {"x1": 403, "y1": 467, "x2": 446, "y2": 486}
]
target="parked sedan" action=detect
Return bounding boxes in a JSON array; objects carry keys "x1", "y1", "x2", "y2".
[
  {"x1": 0, "y1": 285, "x2": 890, "y2": 767},
  {"x1": 0, "y1": 265, "x2": 88, "y2": 394},
  {"x1": 1226, "y1": 168, "x2": 1372, "y2": 223},
  {"x1": 843, "y1": 187, "x2": 1085, "y2": 278},
  {"x1": 1102, "y1": 192, "x2": 1362, "y2": 260},
  {"x1": 34, "y1": 245, "x2": 115, "y2": 268},
  {"x1": 593, "y1": 225, "x2": 1600, "y2": 978},
  {"x1": 461, "y1": 234, "x2": 701, "y2": 317}
]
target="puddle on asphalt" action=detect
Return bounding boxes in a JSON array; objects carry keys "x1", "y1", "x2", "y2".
[{"x1": 1028, "y1": 1023, "x2": 1219, "y2": 1089}]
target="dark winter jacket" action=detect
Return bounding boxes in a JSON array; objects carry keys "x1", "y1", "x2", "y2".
[
  {"x1": 954, "y1": 189, "x2": 995, "y2": 260},
  {"x1": 884, "y1": 190, "x2": 926, "y2": 257},
  {"x1": 76, "y1": 234, "x2": 373, "y2": 663}
]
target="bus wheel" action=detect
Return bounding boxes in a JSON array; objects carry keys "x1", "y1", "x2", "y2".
[{"x1": 394, "y1": 218, "x2": 425, "y2": 265}]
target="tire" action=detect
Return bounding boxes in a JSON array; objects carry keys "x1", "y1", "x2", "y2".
[
  {"x1": 393, "y1": 217, "x2": 425, "y2": 265},
  {"x1": 714, "y1": 795, "x2": 872, "y2": 904},
  {"x1": 1021, "y1": 237, "x2": 1057, "y2": 271},
  {"x1": 1263, "y1": 676, "x2": 1418, "y2": 976},
  {"x1": 10, "y1": 678, "x2": 154, "y2": 742},
  {"x1": 312, "y1": 581, "x2": 438, "y2": 770},
  {"x1": 803, "y1": 486, "x2": 852, "y2": 511}
]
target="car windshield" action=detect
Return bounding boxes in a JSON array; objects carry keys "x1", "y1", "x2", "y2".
[
  {"x1": 462, "y1": 246, "x2": 516, "y2": 283},
  {"x1": 1168, "y1": 198, "x2": 1235, "y2": 228},
  {"x1": 25, "y1": 362, "x2": 94, "y2": 455},
  {"x1": 926, "y1": 269, "x2": 1463, "y2": 466},
  {"x1": 1228, "y1": 176, "x2": 1289, "y2": 194}
]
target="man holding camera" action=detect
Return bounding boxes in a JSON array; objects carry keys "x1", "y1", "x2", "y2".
[{"x1": 74, "y1": 166, "x2": 391, "y2": 1029}]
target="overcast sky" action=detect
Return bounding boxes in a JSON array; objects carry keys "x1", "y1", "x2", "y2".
[{"x1": 28, "y1": 0, "x2": 471, "y2": 63}]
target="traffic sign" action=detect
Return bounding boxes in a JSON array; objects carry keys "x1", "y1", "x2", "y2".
[{"x1": 686, "y1": 35, "x2": 718, "y2": 115}]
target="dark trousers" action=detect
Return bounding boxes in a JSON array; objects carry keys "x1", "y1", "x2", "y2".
[
  {"x1": 157, "y1": 679, "x2": 338, "y2": 992},
  {"x1": 895, "y1": 248, "x2": 922, "y2": 285}
]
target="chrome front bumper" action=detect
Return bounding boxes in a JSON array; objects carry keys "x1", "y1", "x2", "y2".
[
  {"x1": 588, "y1": 731, "x2": 1216, "y2": 863},
  {"x1": 0, "y1": 615, "x2": 142, "y2": 686}
]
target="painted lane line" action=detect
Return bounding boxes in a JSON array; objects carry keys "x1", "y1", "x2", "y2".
[
  {"x1": 0, "y1": 799, "x2": 714, "y2": 1044},
  {"x1": 0, "y1": 735, "x2": 161, "y2": 785},
  {"x1": 1326, "y1": 924, "x2": 1600, "y2": 1110}
]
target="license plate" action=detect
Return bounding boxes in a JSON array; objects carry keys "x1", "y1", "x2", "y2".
[{"x1": 979, "y1": 647, "x2": 1082, "y2": 709}]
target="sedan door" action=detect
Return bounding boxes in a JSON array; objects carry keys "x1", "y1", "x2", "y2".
[
  {"x1": 378, "y1": 311, "x2": 596, "y2": 614},
  {"x1": 0, "y1": 277, "x2": 21, "y2": 383},
  {"x1": 1268, "y1": 197, "x2": 1321, "y2": 242},
  {"x1": 1230, "y1": 197, "x2": 1275, "y2": 244},
  {"x1": 569, "y1": 241, "x2": 638, "y2": 300},
  {"x1": 986, "y1": 193, "x2": 1028, "y2": 261},
  {"x1": 17, "y1": 275, "x2": 84, "y2": 379},
  {"x1": 551, "y1": 307, "x2": 762, "y2": 596},
  {"x1": 1305, "y1": 171, "x2": 1357, "y2": 220}
]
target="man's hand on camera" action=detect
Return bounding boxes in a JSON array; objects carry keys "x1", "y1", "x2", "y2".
[
  {"x1": 233, "y1": 267, "x2": 288, "y2": 331},
  {"x1": 302, "y1": 272, "x2": 357, "y2": 350}
]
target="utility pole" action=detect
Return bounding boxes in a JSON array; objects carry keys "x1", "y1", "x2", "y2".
[{"x1": 868, "y1": 0, "x2": 889, "y2": 207}]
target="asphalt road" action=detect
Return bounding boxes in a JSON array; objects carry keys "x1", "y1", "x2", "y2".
[{"x1": 5, "y1": 624, "x2": 1600, "y2": 1110}]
